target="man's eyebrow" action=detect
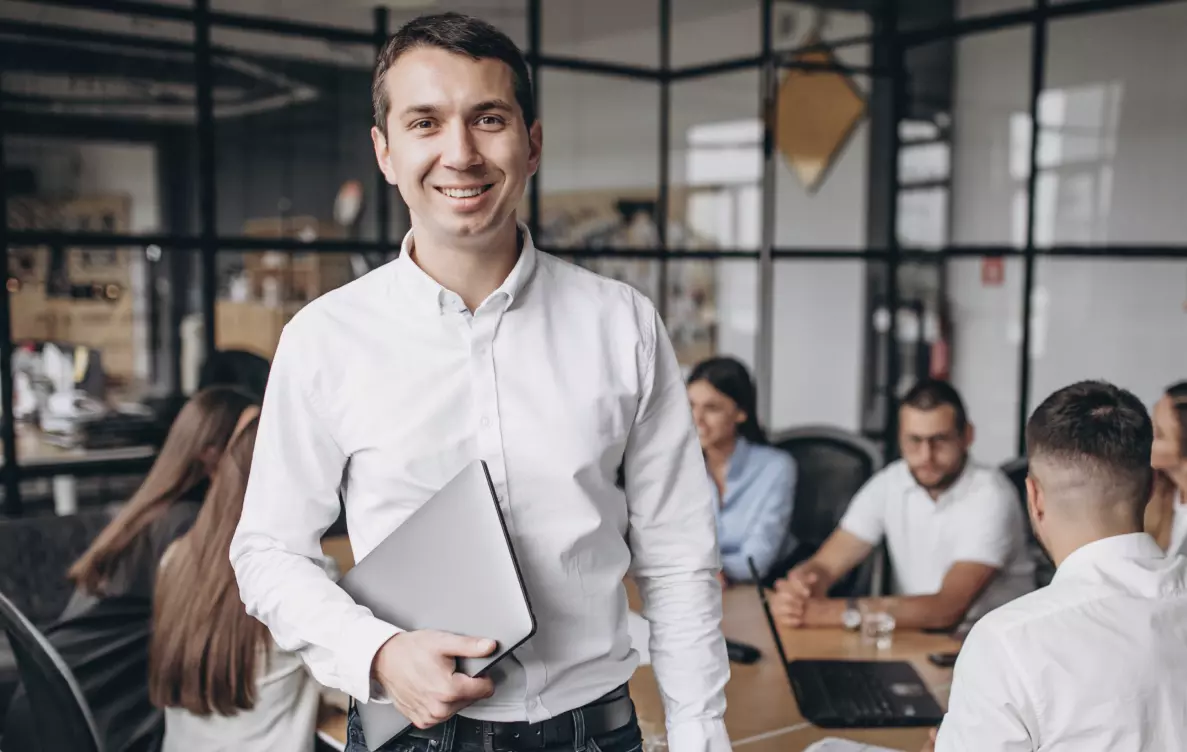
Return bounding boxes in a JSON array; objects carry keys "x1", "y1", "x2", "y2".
[
  {"x1": 398, "y1": 104, "x2": 440, "y2": 119},
  {"x1": 470, "y1": 99, "x2": 515, "y2": 114}
]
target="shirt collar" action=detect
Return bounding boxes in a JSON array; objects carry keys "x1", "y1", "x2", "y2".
[
  {"x1": 727, "y1": 437, "x2": 753, "y2": 483},
  {"x1": 393, "y1": 222, "x2": 539, "y2": 316},
  {"x1": 1052, "y1": 532, "x2": 1166, "y2": 585}
]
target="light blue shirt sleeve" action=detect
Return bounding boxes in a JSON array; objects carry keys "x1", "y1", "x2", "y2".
[{"x1": 718, "y1": 451, "x2": 797, "y2": 581}]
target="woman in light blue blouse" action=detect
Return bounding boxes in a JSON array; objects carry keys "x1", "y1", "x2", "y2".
[{"x1": 687, "y1": 357, "x2": 797, "y2": 585}]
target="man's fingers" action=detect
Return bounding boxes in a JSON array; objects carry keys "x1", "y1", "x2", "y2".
[
  {"x1": 447, "y1": 674, "x2": 496, "y2": 703},
  {"x1": 429, "y1": 632, "x2": 498, "y2": 658}
]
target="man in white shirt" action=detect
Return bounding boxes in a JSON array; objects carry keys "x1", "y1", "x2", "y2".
[
  {"x1": 934, "y1": 380, "x2": 1187, "y2": 751},
  {"x1": 770, "y1": 380, "x2": 1033, "y2": 632},
  {"x1": 229, "y1": 12, "x2": 729, "y2": 752}
]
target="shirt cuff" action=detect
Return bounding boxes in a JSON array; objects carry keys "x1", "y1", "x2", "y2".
[
  {"x1": 666, "y1": 718, "x2": 732, "y2": 752},
  {"x1": 343, "y1": 614, "x2": 402, "y2": 703}
]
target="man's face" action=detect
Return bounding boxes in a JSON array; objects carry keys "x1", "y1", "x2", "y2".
[
  {"x1": 371, "y1": 47, "x2": 542, "y2": 247},
  {"x1": 899, "y1": 404, "x2": 971, "y2": 494}
]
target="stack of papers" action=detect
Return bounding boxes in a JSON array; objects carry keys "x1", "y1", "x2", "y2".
[{"x1": 803, "y1": 739, "x2": 903, "y2": 752}]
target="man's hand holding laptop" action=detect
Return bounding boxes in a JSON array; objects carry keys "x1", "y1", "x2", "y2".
[{"x1": 371, "y1": 630, "x2": 497, "y2": 728}]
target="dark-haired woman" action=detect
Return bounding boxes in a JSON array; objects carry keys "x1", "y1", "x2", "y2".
[{"x1": 687, "y1": 357, "x2": 797, "y2": 584}]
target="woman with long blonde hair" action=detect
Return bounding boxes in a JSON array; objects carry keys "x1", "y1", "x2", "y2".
[{"x1": 150, "y1": 410, "x2": 321, "y2": 751}]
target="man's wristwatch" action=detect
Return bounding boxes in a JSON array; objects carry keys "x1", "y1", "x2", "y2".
[{"x1": 841, "y1": 598, "x2": 862, "y2": 631}]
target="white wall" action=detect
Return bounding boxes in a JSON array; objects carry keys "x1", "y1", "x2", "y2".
[
  {"x1": 950, "y1": 0, "x2": 1187, "y2": 463},
  {"x1": 541, "y1": 3, "x2": 872, "y2": 432}
]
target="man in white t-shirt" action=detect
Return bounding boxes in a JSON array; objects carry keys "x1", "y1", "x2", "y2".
[{"x1": 770, "y1": 380, "x2": 1033, "y2": 632}]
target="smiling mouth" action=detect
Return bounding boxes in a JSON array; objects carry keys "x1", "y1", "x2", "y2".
[{"x1": 437, "y1": 185, "x2": 493, "y2": 199}]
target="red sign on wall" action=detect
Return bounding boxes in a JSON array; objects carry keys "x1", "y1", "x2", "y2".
[{"x1": 982, "y1": 256, "x2": 1005, "y2": 286}]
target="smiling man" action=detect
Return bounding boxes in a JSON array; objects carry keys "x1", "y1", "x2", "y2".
[
  {"x1": 229, "y1": 12, "x2": 730, "y2": 752},
  {"x1": 769, "y1": 380, "x2": 1034, "y2": 634}
]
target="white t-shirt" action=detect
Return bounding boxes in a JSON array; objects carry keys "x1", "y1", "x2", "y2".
[
  {"x1": 839, "y1": 459, "x2": 1034, "y2": 626},
  {"x1": 163, "y1": 640, "x2": 321, "y2": 752}
]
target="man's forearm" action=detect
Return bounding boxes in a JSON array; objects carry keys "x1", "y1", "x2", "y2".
[
  {"x1": 803, "y1": 594, "x2": 967, "y2": 631},
  {"x1": 635, "y1": 571, "x2": 730, "y2": 751}
]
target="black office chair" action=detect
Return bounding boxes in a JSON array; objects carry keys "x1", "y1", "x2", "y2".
[
  {"x1": 0, "y1": 589, "x2": 102, "y2": 752},
  {"x1": 0, "y1": 509, "x2": 112, "y2": 716},
  {"x1": 765, "y1": 425, "x2": 887, "y2": 596},
  {"x1": 999, "y1": 457, "x2": 1055, "y2": 588}
]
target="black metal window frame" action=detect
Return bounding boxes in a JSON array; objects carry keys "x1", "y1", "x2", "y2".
[{"x1": 1, "y1": 0, "x2": 1185, "y2": 514}]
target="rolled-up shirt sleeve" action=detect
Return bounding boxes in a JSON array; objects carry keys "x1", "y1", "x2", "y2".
[
  {"x1": 624, "y1": 306, "x2": 731, "y2": 752},
  {"x1": 230, "y1": 322, "x2": 399, "y2": 702}
]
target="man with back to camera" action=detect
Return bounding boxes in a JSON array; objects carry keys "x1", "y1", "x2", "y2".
[
  {"x1": 933, "y1": 380, "x2": 1187, "y2": 751},
  {"x1": 228, "y1": 12, "x2": 731, "y2": 752},
  {"x1": 769, "y1": 380, "x2": 1033, "y2": 632}
]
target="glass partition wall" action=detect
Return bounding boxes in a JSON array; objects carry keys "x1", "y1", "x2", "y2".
[{"x1": 2, "y1": 0, "x2": 1184, "y2": 514}]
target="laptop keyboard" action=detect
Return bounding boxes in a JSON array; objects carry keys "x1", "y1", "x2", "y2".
[{"x1": 817, "y1": 664, "x2": 897, "y2": 721}]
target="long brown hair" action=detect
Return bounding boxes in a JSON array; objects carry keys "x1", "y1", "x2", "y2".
[
  {"x1": 1146, "y1": 383, "x2": 1187, "y2": 549},
  {"x1": 149, "y1": 413, "x2": 267, "y2": 716},
  {"x1": 69, "y1": 386, "x2": 257, "y2": 595}
]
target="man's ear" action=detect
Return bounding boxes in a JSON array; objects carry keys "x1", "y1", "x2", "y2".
[
  {"x1": 1026, "y1": 474, "x2": 1043, "y2": 524},
  {"x1": 371, "y1": 126, "x2": 397, "y2": 185},
  {"x1": 962, "y1": 421, "x2": 976, "y2": 449},
  {"x1": 527, "y1": 119, "x2": 543, "y2": 177}
]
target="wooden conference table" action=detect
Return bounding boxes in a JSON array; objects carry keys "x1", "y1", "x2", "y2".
[{"x1": 317, "y1": 537, "x2": 959, "y2": 751}]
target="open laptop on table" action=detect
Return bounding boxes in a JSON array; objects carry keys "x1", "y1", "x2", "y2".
[{"x1": 748, "y1": 559, "x2": 944, "y2": 729}]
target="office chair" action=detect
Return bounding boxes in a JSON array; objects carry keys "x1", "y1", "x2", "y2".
[
  {"x1": 766, "y1": 425, "x2": 887, "y2": 596},
  {"x1": 0, "y1": 589, "x2": 102, "y2": 752},
  {"x1": 0, "y1": 509, "x2": 111, "y2": 716},
  {"x1": 999, "y1": 457, "x2": 1056, "y2": 588}
]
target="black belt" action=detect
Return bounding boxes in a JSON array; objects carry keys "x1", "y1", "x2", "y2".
[{"x1": 405, "y1": 685, "x2": 635, "y2": 749}]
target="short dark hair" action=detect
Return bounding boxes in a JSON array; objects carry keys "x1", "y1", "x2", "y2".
[
  {"x1": 372, "y1": 12, "x2": 535, "y2": 133},
  {"x1": 900, "y1": 379, "x2": 968, "y2": 431},
  {"x1": 688, "y1": 356, "x2": 766, "y2": 445},
  {"x1": 1026, "y1": 380, "x2": 1153, "y2": 507}
]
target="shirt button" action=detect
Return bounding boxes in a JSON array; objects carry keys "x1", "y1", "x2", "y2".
[{"x1": 480, "y1": 417, "x2": 491, "y2": 428}]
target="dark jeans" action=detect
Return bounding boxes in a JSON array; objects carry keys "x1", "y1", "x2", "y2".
[{"x1": 345, "y1": 700, "x2": 645, "y2": 752}]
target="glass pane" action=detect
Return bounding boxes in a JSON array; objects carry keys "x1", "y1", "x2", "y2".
[
  {"x1": 671, "y1": 71, "x2": 761, "y2": 251},
  {"x1": 215, "y1": 248, "x2": 393, "y2": 362},
  {"x1": 544, "y1": 0, "x2": 657, "y2": 68},
  {"x1": 903, "y1": 0, "x2": 1033, "y2": 30},
  {"x1": 535, "y1": 72, "x2": 659, "y2": 249},
  {"x1": 7, "y1": 244, "x2": 195, "y2": 472},
  {"x1": 0, "y1": 7, "x2": 195, "y2": 241},
  {"x1": 210, "y1": 0, "x2": 374, "y2": 33},
  {"x1": 770, "y1": 259, "x2": 870, "y2": 433},
  {"x1": 771, "y1": 2, "x2": 873, "y2": 50},
  {"x1": 672, "y1": 0, "x2": 759, "y2": 69},
  {"x1": 949, "y1": 26, "x2": 1033, "y2": 247},
  {"x1": 1030, "y1": 259, "x2": 1187, "y2": 417},
  {"x1": 947, "y1": 258, "x2": 1024, "y2": 465},
  {"x1": 775, "y1": 44, "x2": 871, "y2": 249},
  {"x1": 209, "y1": 29, "x2": 390, "y2": 243},
  {"x1": 1037, "y1": 4, "x2": 1187, "y2": 244}
]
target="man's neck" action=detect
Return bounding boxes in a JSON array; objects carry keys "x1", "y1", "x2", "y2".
[{"x1": 409, "y1": 220, "x2": 521, "y2": 311}]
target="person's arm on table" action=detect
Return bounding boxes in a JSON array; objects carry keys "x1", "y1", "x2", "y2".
[
  {"x1": 625, "y1": 308, "x2": 731, "y2": 752},
  {"x1": 719, "y1": 457, "x2": 797, "y2": 583},
  {"x1": 788, "y1": 560, "x2": 998, "y2": 630},
  {"x1": 230, "y1": 325, "x2": 493, "y2": 728},
  {"x1": 933, "y1": 623, "x2": 1035, "y2": 751}
]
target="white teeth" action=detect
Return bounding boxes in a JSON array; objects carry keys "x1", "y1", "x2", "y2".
[{"x1": 441, "y1": 186, "x2": 486, "y2": 198}]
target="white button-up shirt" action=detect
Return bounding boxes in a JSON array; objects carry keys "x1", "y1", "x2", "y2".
[
  {"x1": 229, "y1": 226, "x2": 730, "y2": 752},
  {"x1": 936, "y1": 532, "x2": 1187, "y2": 751},
  {"x1": 840, "y1": 459, "x2": 1035, "y2": 626}
]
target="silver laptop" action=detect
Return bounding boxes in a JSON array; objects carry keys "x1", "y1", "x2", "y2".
[{"x1": 337, "y1": 460, "x2": 536, "y2": 748}]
